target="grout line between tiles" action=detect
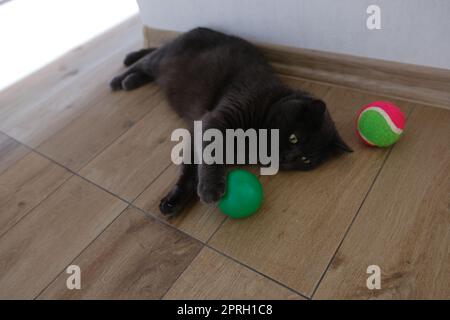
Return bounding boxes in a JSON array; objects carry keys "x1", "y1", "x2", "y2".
[
  {"x1": 0, "y1": 129, "x2": 313, "y2": 300},
  {"x1": 159, "y1": 246, "x2": 205, "y2": 300},
  {"x1": 205, "y1": 245, "x2": 310, "y2": 300},
  {"x1": 129, "y1": 162, "x2": 172, "y2": 204},
  {"x1": 72, "y1": 92, "x2": 165, "y2": 174},
  {"x1": 309, "y1": 146, "x2": 394, "y2": 299},
  {"x1": 0, "y1": 147, "x2": 75, "y2": 241},
  {"x1": 127, "y1": 206, "x2": 309, "y2": 299},
  {"x1": 0, "y1": 137, "x2": 30, "y2": 176},
  {"x1": 34, "y1": 204, "x2": 131, "y2": 299},
  {"x1": 0, "y1": 33, "x2": 141, "y2": 135},
  {"x1": 34, "y1": 85, "x2": 158, "y2": 160},
  {"x1": 309, "y1": 103, "x2": 417, "y2": 299},
  {"x1": 205, "y1": 215, "x2": 228, "y2": 244},
  {"x1": 4, "y1": 82, "x2": 421, "y2": 300}
]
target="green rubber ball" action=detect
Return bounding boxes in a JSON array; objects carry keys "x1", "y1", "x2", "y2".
[{"x1": 218, "y1": 169, "x2": 263, "y2": 219}]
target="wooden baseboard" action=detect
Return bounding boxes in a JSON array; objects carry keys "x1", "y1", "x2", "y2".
[{"x1": 143, "y1": 26, "x2": 450, "y2": 110}]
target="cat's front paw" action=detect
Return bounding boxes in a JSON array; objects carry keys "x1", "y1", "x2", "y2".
[
  {"x1": 159, "y1": 187, "x2": 187, "y2": 217},
  {"x1": 159, "y1": 195, "x2": 177, "y2": 217},
  {"x1": 197, "y1": 180, "x2": 226, "y2": 204}
]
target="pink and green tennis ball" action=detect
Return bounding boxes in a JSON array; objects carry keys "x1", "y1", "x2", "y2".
[
  {"x1": 356, "y1": 101, "x2": 406, "y2": 147},
  {"x1": 218, "y1": 169, "x2": 263, "y2": 219}
]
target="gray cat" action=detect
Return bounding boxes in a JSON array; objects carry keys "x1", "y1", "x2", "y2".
[{"x1": 110, "y1": 27, "x2": 352, "y2": 216}]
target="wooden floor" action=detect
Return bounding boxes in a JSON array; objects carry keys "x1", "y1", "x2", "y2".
[{"x1": 0, "y1": 16, "x2": 449, "y2": 300}]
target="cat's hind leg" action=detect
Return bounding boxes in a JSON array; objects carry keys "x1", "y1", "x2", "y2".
[
  {"x1": 110, "y1": 47, "x2": 164, "y2": 91},
  {"x1": 123, "y1": 48, "x2": 157, "y2": 66},
  {"x1": 109, "y1": 64, "x2": 153, "y2": 91},
  {"x1": 121, "y1": 72, "x2": 153, "y2": 91}
]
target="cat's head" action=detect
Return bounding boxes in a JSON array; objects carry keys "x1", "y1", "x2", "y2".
[{"x1": 271, "y1": 93, "x2": 352, "y2": 171}]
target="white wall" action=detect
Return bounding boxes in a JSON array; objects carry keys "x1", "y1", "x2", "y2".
[
  {"x1": 137, "y1": 0, "x2": 450, "y2": 70},
  {"x1": 0, "y1": 0, "x2": 138, "y2": 91}
]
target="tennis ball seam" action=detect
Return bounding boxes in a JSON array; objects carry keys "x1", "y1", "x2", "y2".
[
  {"x1": 357, "y1": 130, "x2": 375, "y2": 146},
  {"x1": 358, "y1": 106, "x2": 403, "y2": 134},
  {"x1": 358, "y1": 108, "x2": 403, "y2": 147}
]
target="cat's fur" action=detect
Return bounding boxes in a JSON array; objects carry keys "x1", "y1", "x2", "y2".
[{"x1": 110, "y1": 27, "x2": 352, "y2": 216}]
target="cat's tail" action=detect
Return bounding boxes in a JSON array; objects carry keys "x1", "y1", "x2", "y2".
[{"x1": 123, "y1": 48, "x2": 157, "y2": 66}]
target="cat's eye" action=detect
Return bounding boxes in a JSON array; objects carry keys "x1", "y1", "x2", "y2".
[
  {"x1": 289, "y1": 134, "x2": 298, "y2": 144},
  {"x1": 301, "y1": 156, "x2": 311, "y2": 164}
]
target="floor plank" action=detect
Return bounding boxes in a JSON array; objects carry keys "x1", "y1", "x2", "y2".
[
  {"x1": 0, "y1": 132, "x2": 29, "y2": 175},
  {"x1": 281, "y1": 76, "x2": 331, "y2": 98},
  {"x1": 314, "y1": 106, "x2": 450, "y2": 300},
  {"x1": 0, "y1": 176, "x2": 127, "y2": 299},
  {"x1": 39, "y1": 207, "x2": 202, "y2": 299},
  {"x1": 164, "y1": 247, "x2": 303, "y2": 300},
  {"x1": 134, "y1": 164, "x2": 226, "y2": 242},
  {"x1": 0, "y1": 151, "x2": 71, "y2": 236},
  {"x1": 80, "y1": 99, "x2": 185, "y2": 202},
  {"x1": 37, "y1": 85, "x2": 163, "y2": 172},
  {"x1": 0, "y1": 16, "x2": 140, "y2": 136},
  {"x1": 208, "y1": 85, "x2": 412, "y2": 296},
  {"x1": 1, "y1": 15, "x2": 447, "y2": 299},
  {"x1": 0, "y1": 26, "x2": 142, "y2": 147}
]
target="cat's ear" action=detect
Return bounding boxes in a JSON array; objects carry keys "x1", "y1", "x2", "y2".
[
  {"x1": 304, "y1": 99, "x2": 326, "y2": 128},
  {"x1": 333, "y1": 132, "x2": 353, "y2": 153},
  {"x1": 309, "y1": 99, "x2": 326, "y2": 115}
]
